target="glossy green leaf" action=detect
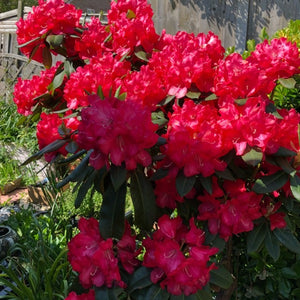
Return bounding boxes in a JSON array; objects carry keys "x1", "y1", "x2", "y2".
[
  {"x1": 215, "y1": 168, "x2": 235, "y2": 181},
  {"x1": 56, "y1": 150, "x2": 92, "y2": 188},
  {"x1": 135, "y1": 50, "x2": 149, "y2": 62},
  {"x1": 130, "y1": 169, "x2": 157, "y2": 231},
  {"x1": 48, "y1": 69, "x2": 65, "y2": 93},
  {"x1": 278, "y1": 77, "x2": 296, "y2": 89},
  {"x1": 42, "y1": 46, "x2": 52, "y2": 69},
  {"x1": 274, "y1": 157, "x2": 296, "y2": 175},
  {"x1": 99, "y1": 180, "x2": 126, "y2": 239},
  {"x1": 242, "y1": 148, "x2": 263, "y2": 166},
  {"x1": 110, "y1": 164, "x2": 127, "y2": 191},
  {"x1": 21, "y1": 139, "x2": 67, "y2": 166},
  {"x1": 199, "y1": 176, "x2": 212, "y2": 195},
  {"x1": 128, "y1": 266, "x2": 152, "y2": 294},
  {"x1": 186, "y1": 288, "x2": 212, "y2": 300},
  {"x1": 143, "y1": 284, "x2": 170, "y2": 300},
  {"x1": 281, "y1": 267, "x2": 298, "y2": 279},
  {"x1": 46, "y1": 34, "x2": 64, "y2": 48},
  {"x1": 176, "y1": 172, "x2": 196, "y2": 197},
  {"x1": 290, "y1": 173, "x2": 300, "y2": 201},
  {"x1": 74, "y1": 169, "x2": 97, "y2": 209},
  {"x1": 159, "y1": 95, "x2": 175, "y2": 106},
  {"x1": 65, "y1": 140, "x2": 78, "y2": 154},
  {"x1": 234, "y1": 98, "x2": 247, "y2": 106},
  {"x1": 186, "y1": 91, "x2": 201, "y2": 99},
  {"x1": 247, "y1": 222, "x2": 267, "y2": 253},
  {"x1": 274, "y1": 228, "x2": 300, "y2": 254},
  {"x1": 209, "y1": 265, "x2": 233, "y2": 289},
  {"x1": 273, "y1": 147, "x2": 297, "y2": 157},
  {"x1": 95, "y1": 286, "x2": 118, "y2": 300},
  {"x1": 264, "y1": 227, "x2": 280, "y2": 261},
  {"x1": 252, "y1": 171, "x2": 289, "y2": 194},
  {"x1": 205, "y1": 93, "x2": 217, "y2": 101}
]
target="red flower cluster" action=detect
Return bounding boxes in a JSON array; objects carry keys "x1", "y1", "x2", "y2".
[
  {"x1": 13, "y1": 63, "x2": 62, "y2": 116},
  {"x1": 68, "y1": 218, "x2": 140, "y2": 289},
  {"x1": 75, "y1": 17, "x2": 112, "y2": 60},
  {"x1": 36, "y1": 112, "x2": 79, "y2": 162},
  {"x1": 108, "y1": 0, "x2": 159, "y2": 56},
  {"x1": 147, "y1": 31, "x2": 224, "y2": 98},
  {"x1": 198, "y1": 179, "x2": 263, "y2": 240},
  {"x1": 143, "y1": 215, "x2": 218, "y2": 296},
  {"x1": 63, "y1": 54, "x2": 130, "y2": 109},
  {"x1": 16, "y1": 0, "x2": 82, "y2": 63},
  {"x1": 163, "y1": 100, "x2": 232, "y2": 177},
  {"x1": 77, "y1": 95, "x2": 158, "y2": 170}
]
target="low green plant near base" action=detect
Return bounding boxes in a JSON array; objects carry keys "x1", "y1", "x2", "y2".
[{"x1": 0, "y1": 209, "x2": 75, "y2": 299}]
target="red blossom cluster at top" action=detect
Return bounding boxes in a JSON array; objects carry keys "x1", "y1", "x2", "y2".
[{"x1": 16, "y1": 0, "x2": 82, "y2": 63}]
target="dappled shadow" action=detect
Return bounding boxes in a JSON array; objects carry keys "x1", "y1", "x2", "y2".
[{"x1": 169, "y1": 0, "x2": 300, "y2": 42}]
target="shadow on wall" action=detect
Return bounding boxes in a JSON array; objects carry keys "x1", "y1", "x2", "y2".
[{"x1": 169, "y1": 0, "x2": 300, "y2": 42}]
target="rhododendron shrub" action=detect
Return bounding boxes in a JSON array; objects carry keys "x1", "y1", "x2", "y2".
[{"x1": 14, "y1": 0, "x2": 300, "y2": 299}]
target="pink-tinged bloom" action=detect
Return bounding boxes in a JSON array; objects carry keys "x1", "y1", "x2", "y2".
[
  {"x1": 68, "y1": 218, "x2": 139, "y2": 289},
  {"x1": 65, "y1": 289, "x2": 95, "y2": 300},
  {"x1": 13, "y1": 62, "x2": 63, "y2": 116},
  {"x1": 36, "y1": 112, "x2": 79, "y2": 162},
  {"x1": 163, "y1": 100, "x2": 233, "y2": 177},
  {"x1": 247, "y1": 38, "x2": 300, "y2": 81},
  {"x1": 75, "y1": 17, "x2": 112, "y2": 59},
  {"x1": 143, "y1": 216, "x2": 218, "y2": 296},
  {"x1": 77, "y1": 95, "x2": 158, "y2": 170},
  {"x1": 108, "y1": 0, "x2": 159, "y2": 56},
  {"x1": 64, "y1": 54, "x2": 130, "y2": 109},
  {"x1": 198, "y1": 179, "x2": 263, "y2": 240},
  {"x1": 16, "y1": 0, "x2": 82, "y2": 63}
]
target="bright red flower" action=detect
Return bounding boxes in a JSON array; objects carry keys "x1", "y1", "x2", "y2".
[
  {"x1": 108, "y1": 0, "x2": 159, "y2": 56},
  {"x1": 16, "y1": 0, "x2": 82, "y2": 63},
  {"x1": 163, "y1": 100, "x2": 232, "y2": 177},
  {"x1": 143, "y1": 216, "x2": 218, "y2": 296},
  {"x1": 198, "y1": 179, "x2": 263, "y2": 240},
  {"x1": 64, "y1": 54, "x2": 130, "y2": 109},
  {"x1": 148, "y1": 31, "x2": 224, "y2": 98},
  {"x1": 247, "y1": 38, "x2": 300, "y2": 81},
  {"x1": 36, "y1": 112, "x2": 79, "y2": 162},
  {"x1": 75, "y1": 17, "x2": 112, "y2": 60},
  {"x1": 77, "y1": 95, "x2": 158, "y2": 170},
  {"x1": 68, "y1": 218, "x2": 139, "y2": 290},
  {"x1": 13, "y1": 62, "x2": 63, "y2": 116}
]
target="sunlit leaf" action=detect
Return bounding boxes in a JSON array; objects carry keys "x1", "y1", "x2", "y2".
[
  {"x1": 242, "y1": 148, "x2": 263, "y2": 166},
  {"x1": 278, "y1": 77, "x2": 296, "y2": 89}
]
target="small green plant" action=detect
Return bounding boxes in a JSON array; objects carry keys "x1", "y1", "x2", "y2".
[{"x1": 0, "y1": 209, "x2": 76, "y2": 299}]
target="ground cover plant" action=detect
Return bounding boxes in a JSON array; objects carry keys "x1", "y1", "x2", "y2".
[{"x1": 5, "y1": 0, "x2": 300, "y2": 298}]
